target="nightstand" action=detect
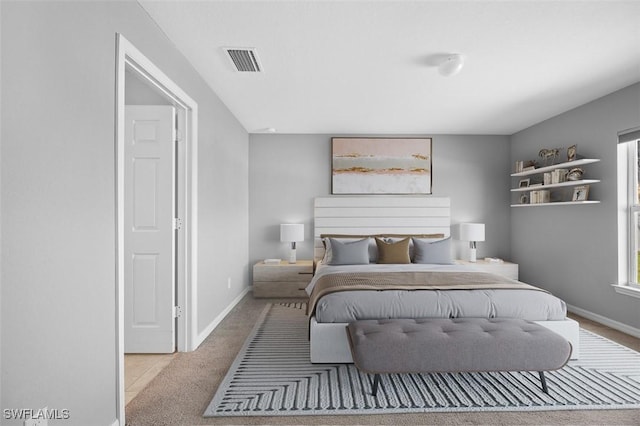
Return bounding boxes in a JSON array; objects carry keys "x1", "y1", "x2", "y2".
[
  {"x1": 252, "y1": 260, "x2": 313, "y2": 298},
  {"x1": 457, "y1": 259, "x2": 519, "y2": 280}
]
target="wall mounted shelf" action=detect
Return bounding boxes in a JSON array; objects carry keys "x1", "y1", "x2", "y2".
[
  {"x1": 510, "y1": 179, "x2": 600, "y2": 192},
  {"x1": 511, "y1": 158, "x2": 600, "y2": 177},
  {"x1": 511, "y1": 158, "x2": 600, "y2": 207},
  {"x1": 511, "y1": 200, "x2": 600, "y2": 207}
]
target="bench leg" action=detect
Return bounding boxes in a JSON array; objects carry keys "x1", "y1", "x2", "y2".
[
  {"x1": 371, "y1": 374, "x2": 381, "y2": 396},
  {"x1": 539, "y1": 371, "x2": 549, "y2": 394}
]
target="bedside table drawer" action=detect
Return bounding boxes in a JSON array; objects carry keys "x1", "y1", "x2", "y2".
[
  {"x1": 457, "y1": 259, "x2": 519, "y2": 280},
  {"x1": 252, "y1": 260, "x2": 313, "y2": 298},
  {"x1": 253, "y1": 281, "x2": 309, "y2": 298},
  {"x1": 253, "y1": 265, "x2": 312, "y2": 281}
]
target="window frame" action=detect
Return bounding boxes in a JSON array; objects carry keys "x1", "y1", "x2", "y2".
[
  {"x1": 615, "y1": 129, "x2": 640, "y2": 298},
  {"x1": 626, "y1": 141, "x2": 640, "y2": 287}
]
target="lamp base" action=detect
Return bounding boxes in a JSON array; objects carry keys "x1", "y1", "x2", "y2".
[
  {"x1": 288, "y1": 246, "x2": 297, "y2": 264},
  {"x1": 468, "y1": 247, "x2": 477, "y2": 263}
]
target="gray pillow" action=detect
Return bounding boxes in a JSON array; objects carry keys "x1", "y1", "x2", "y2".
[
  {"x1": 327, "y1": 237, "x2": 370, "y2": 265},
  {"x1": 412, "y1": 237, "x2": 455, "y2": 264},
  {"x1": 323, "y1": 237, "x2": 379, "y2": 262}
]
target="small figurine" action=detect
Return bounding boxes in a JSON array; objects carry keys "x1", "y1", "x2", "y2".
[
  {"x1": 539, "y1": 148, "x2": 562, "y2": 166},
  {"x1": 567, "y1": 144, "x2": 577, "y2": 161}
]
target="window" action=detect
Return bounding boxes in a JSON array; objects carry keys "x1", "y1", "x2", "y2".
[
  {"x1": 617, "y1": 126, "x2": 640, "y2": 297},
  {"x1": 627, "y1": 140, "x2": 640, "y2": 284}
]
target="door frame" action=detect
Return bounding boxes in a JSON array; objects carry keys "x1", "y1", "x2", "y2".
[{"x1": 115, "y1": 33, "x2": 199, "y2": 423}]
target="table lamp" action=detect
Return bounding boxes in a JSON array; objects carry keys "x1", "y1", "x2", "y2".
[
  {"x1": 280, "y1": 223, "x2": 304, "y2": 264},
  {"x1": 457, "y1": 223, "x2": 485, "y2": 262}
]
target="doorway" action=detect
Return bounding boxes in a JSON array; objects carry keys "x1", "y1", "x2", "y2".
[{"x1": 115, "y1": 34, "x2": 198, "y2": 423}]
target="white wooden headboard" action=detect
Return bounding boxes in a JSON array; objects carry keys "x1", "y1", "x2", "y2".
[{"x1": 314, "y1": 196, "x2": 451, "y2": 260}]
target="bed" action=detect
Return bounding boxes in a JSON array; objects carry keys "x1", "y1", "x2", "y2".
[{"x1": 308, "y1": 196, "x2": 580, "y2": 363}]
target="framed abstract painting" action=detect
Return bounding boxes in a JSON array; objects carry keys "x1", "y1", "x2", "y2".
[{"x1": 331, "y1": 137, "x2": 432, "y2": 194}]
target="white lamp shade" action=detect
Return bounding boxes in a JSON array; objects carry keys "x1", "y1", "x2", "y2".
[
  {"x1": 280, "y1": 223, "x2": 304, "y2": 242},
  {"x1": 457, "y1": 223, "x2": 485, "y2": 242}
]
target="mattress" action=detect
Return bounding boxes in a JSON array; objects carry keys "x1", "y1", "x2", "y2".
[{"x1": 306, "y1": 263, "x2": 567, "y2": 323}]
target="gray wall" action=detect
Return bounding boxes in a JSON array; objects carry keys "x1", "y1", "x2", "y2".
[
  {"x1": 249, "y1": 134, "x2": 511, "y2": 268},
  {"x1": 1, "y1": 1, "x2": 249, "y2": 425},
  {"x1": 510, "y1": 83, "x2": 640, "y2": 329}
]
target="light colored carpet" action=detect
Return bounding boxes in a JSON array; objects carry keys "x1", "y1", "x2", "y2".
[
  {"x1": 204, "y1": 303, "x2": 640, "y2": 416},
  {"x1": 125, "y1": 294, "x2": 640, "y2": 425}
]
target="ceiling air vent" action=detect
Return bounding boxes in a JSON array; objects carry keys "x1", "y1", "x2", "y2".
[{"x1": 223, "y1": 47, "x2": 262, "y2": 72}]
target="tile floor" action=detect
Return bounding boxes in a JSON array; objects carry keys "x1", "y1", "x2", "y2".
[{"x1": 125, "y1": 353, "x2": 176, "y2": 405}]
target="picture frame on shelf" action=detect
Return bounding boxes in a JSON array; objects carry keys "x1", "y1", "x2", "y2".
[
  {"x1": 572, "y1": 185, "x2": 590, "y2": 201},
  {"x1": 519, "y1": 179, "x2": 530, "y2": 188}
]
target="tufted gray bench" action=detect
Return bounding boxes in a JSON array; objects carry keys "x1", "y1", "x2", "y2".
[{"x1": 346, "y1": 318, "x2": 572, "y2": 396}]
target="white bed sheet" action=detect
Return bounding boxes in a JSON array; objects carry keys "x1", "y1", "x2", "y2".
[{"x1": 307, "y1": 262, "x2": 567, "y2": 322}]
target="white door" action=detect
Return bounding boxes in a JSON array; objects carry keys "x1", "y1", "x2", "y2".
[{"x1": 124, "y1": 105, "x2": 176, "y2": 353}]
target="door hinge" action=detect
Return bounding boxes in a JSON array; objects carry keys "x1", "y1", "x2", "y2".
[
  {"x1": 173, "y1": 305, "x2": 183, "y2": 318},
  {"x1": 173, "y1": 217, "x2": 183, "y2": 230}
]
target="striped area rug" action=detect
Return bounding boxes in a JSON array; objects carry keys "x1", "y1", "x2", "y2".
[{"x1": 204, "y1": 303, "x2": 640, "y2": 416}]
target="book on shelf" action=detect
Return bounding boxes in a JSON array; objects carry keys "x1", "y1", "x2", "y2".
[
  {"x1": 551, "y1": 169, "x2": 568, "y2": 184},
  {"x1": 530, "y1": 189, "x2": 550, "y2": 204}
]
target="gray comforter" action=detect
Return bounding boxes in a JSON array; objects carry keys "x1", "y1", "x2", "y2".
[{"x1": 306, "y1": 263, "x2": 567, "y2": 323}]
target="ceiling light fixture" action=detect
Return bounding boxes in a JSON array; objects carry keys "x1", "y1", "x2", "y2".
[{"x1": 438, "y1": 54, "x2": 465, "y2": 77}]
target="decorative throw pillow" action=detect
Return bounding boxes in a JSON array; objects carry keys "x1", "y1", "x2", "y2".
[
  {"x1": 322, "y1": 237, "x2": 379, "y2": 262},
  {"x1": 412, "y1": 237, "x2": 455, "y2": 264},
  {"x1": 375, "y1": 237, "x2": 411, "y2": 264},
  {"x1": 326, "y1": 237, "x2": 370, "y2": 265}
]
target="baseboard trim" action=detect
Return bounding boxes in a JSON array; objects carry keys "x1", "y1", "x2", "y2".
[
  {"x1": 567, "y1": 303, "x2": 640, "y2": 339},
  {"x1": 194, "y1": 287, "x2": 250, "y2": 349}
]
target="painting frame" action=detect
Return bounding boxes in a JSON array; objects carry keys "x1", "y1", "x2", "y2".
[{"x1": 331, "y1": 137, "x2": 432, "y2": 194}]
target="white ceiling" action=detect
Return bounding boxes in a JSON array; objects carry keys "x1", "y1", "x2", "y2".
[{"x1": 138, "y1": 1, "x2": 640, "y2": 135}]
